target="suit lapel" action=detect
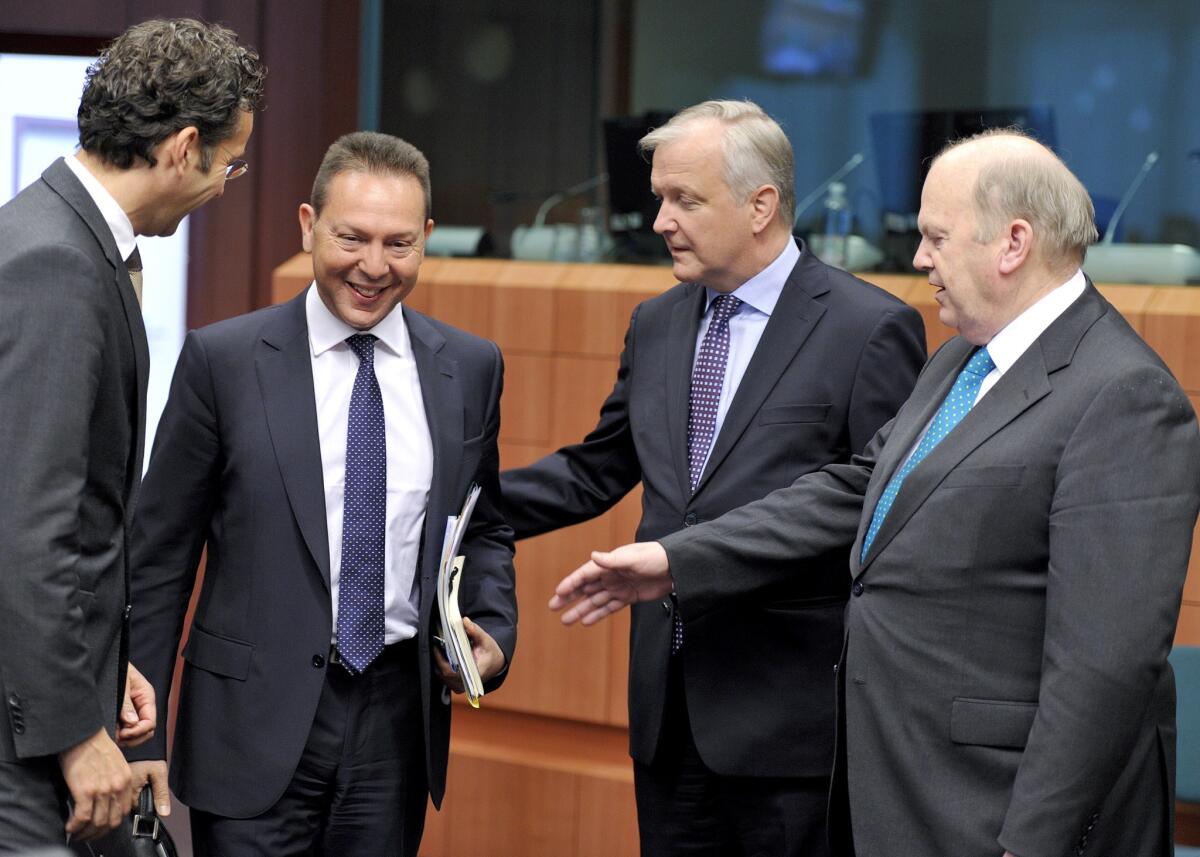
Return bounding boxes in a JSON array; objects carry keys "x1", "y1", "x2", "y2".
[
  {"x1": 257, "y1": 294, "x2": 332, "y2": 588},
  {"x1": 666, "y1": 287, "x2": 706, "y2": 501},
  {"x1": 692, "y1": 256, "x2": 827, "y2": 496},
  {"x1": 857, "y1": 284, "x2": 1108, "y2": 571},
  {"x1": 405, "y1": 307, "x2": 460, "y2": 591},
  {"x1": 42, "y1": 159, "x2": 149, "y2": 485}
]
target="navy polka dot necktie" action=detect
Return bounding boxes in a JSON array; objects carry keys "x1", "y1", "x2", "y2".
[
  {"x1": 675, "y1": 293, "x2": 742, "y2": 655},
  {"x1": 337, "y1": 333, "x2": 387, "y2": 673},
  {"x1": 860, "y1": 346, "x2": 995, "y2": 561}
]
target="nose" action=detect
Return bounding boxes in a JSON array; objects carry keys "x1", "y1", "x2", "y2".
[
  {"x1": 358, "y1": 242, "x2": 389, "y2": 280},
  {"x1": 652, "y1": 201, "x2": 673, "y2": 236},
  {"x1": 912, "y1": 237, "x2": 932, "y2": 272}
]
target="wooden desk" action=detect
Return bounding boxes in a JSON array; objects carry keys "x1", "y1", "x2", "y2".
[{"x1": 272, "y1": 255, "x2": 1200, "y2": 855}]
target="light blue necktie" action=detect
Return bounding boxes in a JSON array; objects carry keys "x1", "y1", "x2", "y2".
[{"x1": 860, "y1": 347, "x2": 995, "y2": 561}]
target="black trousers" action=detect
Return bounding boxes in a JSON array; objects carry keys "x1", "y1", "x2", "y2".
[
  {"x1": 191, "y1": 639, "x2": 427, "y2": 857},
  {"x1": 633, "y1": 659, "x2": 832, "y2": 857}
]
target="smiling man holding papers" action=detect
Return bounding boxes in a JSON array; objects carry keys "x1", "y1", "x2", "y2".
[{"x1": 124, "y1": 132, "x2": 517, "y2": 857}]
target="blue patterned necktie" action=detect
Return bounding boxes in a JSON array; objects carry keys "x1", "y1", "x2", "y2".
[
  {"x1": 337, "y1": 333, "x2": 387, "y2": 673},
  {"x1": 675, "y1": 293, "x2": 742, "y2": 654},
  {"x1": 860, "y1": 346, "x2": 996, "y2": 561}
]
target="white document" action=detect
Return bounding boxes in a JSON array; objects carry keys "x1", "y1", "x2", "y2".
[{"x1": 436, "y1": 483, "x2": 484, "y2": 707}]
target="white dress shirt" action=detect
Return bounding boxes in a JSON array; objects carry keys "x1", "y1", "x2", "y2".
[
  {"x1": 690, "y1": 237, "x2": 799, "y2": 475},
  {"x1": 64, "y1": 154, "x2": 136, "y2": 262},
  {"x1": 973, "y1": 268, "x2": 1087, "y2": 402},
  {"x1": 305, "y1": 285, "x2": 433, "y2": 644},
  {"x1": 901, "y1": 269, "x2": 1087, "y2": 464}
]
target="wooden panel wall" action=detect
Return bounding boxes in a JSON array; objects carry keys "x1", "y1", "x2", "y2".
[{"x1": 272, "y1": 256, "x2": 1200, "y2": 856}]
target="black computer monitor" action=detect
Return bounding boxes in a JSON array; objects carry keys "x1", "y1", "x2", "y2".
[
  {"x1": 868, "y1": 106, "x2": 1056, "y2": 269},
  {"x1": 870, "y1": 105, "x2": 1057, "y2": 223},
  {"x1": 604, "y1": 111, "x2": 675, "y2": 262}
]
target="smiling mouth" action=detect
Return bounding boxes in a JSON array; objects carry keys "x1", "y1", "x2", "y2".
[{"x1": 347, "y1": 282, "x2": 389, "y2": 299}]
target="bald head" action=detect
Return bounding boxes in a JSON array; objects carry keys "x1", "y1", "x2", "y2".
[{"x1": 933, "y1": 129, "x2": 1098, "y2": 271}]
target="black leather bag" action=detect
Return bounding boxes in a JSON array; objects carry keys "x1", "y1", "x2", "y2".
[{"x1": 71, "y1": 785, "x2": 179, "y2": 857}]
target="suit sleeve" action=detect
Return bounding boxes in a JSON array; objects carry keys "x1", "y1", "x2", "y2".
[
  {"x1": 846, "y1": 302, "x2": 926, "y2": 454},
  {"x1": 665, "y1": 424, "x2": 884, "y2": 623},
  {"x1": 663, "y1": 297, "x2": 924, "y2": 622},
  {"x1": 500, "y1": 308, "x2": 645, "y2": 539},
  {"x1": 458, "y1": 342, "x2": 518, "y2": 690},
  {"x1": 0, "y1": 245, "x2": 110, "y2": 757},
  {"x1": 124, "y1": 332, "x2": 222, "y2": 762},
  {"x1": 997, "y1": 365, "x2": 1200, "y2": 857}
]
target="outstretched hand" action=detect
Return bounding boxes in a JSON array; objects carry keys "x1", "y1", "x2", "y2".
[{"x1": 549, "y1": 541, "x2": 673, "y2": 625}]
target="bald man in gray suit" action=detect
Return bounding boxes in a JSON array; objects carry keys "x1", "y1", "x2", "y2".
[{"x1": 552, "y1": 130, "x2": 1200, "y2": 857}]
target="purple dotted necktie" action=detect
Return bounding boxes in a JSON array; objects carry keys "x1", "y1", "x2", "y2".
[
  {"x1": 675, "y1": 294, "x2": 742, "y2": 654},
  {"x1": 687, "y1": 294, "x2": 742, "y2": 491},
  {"x1": 337, "y1": 334, "x2": 387, "y2": 673},
  {"x1": 860, "y1": 347, "x2": 995, "y2": 562}
]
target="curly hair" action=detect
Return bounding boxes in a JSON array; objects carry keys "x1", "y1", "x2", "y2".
[{"x1": 78, "y1": 18, "x2": 265, "y2": 170}]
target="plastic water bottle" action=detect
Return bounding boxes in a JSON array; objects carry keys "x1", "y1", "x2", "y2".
[{"x1": 822, "y1": 181, "x2": 852, "y2": 269}]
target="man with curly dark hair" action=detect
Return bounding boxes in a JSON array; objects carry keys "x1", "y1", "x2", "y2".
[{"x1": 0, "y1": 17, "x2": 263, "y2": 850}]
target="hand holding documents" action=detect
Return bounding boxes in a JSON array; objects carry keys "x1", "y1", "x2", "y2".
[{"x1": 437, "y1": 484, "x2": 485, "y2": 707}]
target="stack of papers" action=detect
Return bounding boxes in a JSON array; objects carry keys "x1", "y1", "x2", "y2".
[{"x1": 437, "y1": 484, "x2": 484, "y2": 707}]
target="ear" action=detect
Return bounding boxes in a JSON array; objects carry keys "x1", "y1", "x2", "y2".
[
  {"x1": 154, "y1": 126, "x2": 201, "y2": 174},
  {"x1": 299, "y1": 203, "x2": 317, "y2": 253},
  {"x1": 997, "y1": 218, "x2": 1033, "y2": 274},
  {"x1": 748, "y1": 184, "x2": 780, "y2": 235},
  {"x1": 423, "y1": 218, "x2": 435, "y2": 242}
]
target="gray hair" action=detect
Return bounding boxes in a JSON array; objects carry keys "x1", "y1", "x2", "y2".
[
  {"x1": 939, "y1": 128, "x2": 1098, "y2": 267},
  {"x1": 311, "y1": 131, "x2": 432, "y2": 219},
  {"x1": 639, "y1": 100, "x2": 796, "y2": 226}
]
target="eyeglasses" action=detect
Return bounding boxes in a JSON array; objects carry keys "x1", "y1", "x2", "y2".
[{"x1": 225, "y1": 159, "x2": 249, "y2": 180}]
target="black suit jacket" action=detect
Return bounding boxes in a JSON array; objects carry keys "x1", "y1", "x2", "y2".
[
  {"x1": 0, "y1": 159, "x2": 147, "y2": 761},
  {"x1": 127, "y1": 292, "x2": 517, "y2": 815},
  {"x1": 503, "y1": 245, "x2": 926, "y2": 776},
  {"x1": 664, "y1": 283, "x2": 1200, "y2": 856}
]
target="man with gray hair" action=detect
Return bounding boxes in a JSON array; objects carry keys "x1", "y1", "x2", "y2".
[
  {"x1": 551, "y1": 129, "x2": 1200, "y2": 857},
  {"x1": 502, "y1": 100, "x2": 925, "y2": 854},
  {"x1": 0, "y1": 18, "x2": 262, "y2": 848}
]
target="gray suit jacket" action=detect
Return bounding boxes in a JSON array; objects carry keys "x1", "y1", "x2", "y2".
[
  {"x1": 0, "y1": 159, "x2": 148, "y2": 761},
  {"x1": 126, "y1": 291, "x2": 517, "y2": 816},
  {"x1": 664, "y1": 283, "x2": 1200, "y2": 857}
]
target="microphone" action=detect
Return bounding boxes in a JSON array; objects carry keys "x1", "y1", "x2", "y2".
[
  {"x1": 1102, "y1": 151, "x2": 1158, "y2": 244},
  {"x1": 793, "y1": 153, "x2": 882, "y2": 271},
  {"x1": 1083, "y1": 150, "x2": 1200, "y2": 284},
  {"x1": 533, "y1": 174, "x2": 608, "y2": 228},
  {"x1": 793, "y1": 152, "x2": 865, "y2": 227},
  {"x1": 512, "y1": 174, "x2": 610, "y2": 262}
]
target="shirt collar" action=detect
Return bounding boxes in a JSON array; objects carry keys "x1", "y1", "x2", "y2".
[
  {"x1": 703, "y1": 237, "x2": 799, "y2": 318},
  {"x1": 305, "y1": 283, "x2": 413, "y2": 359},
  {"x1": 985, "y1": 268, "x2": 1087, "y2": 375},
  {"x1": 65, "y1": 154, "x2": 137, "y2": 262}
]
